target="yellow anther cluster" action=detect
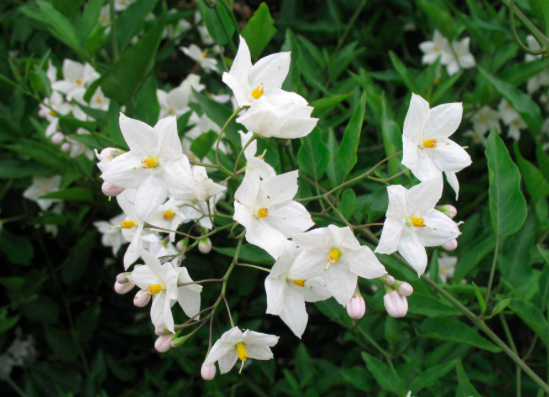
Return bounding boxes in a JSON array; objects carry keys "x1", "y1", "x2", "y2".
[
  {"x1": 147, "y1": 284, "x2": 162, "y2": 295},
  {"x1": 141, "y1": 158, "x2": 157, "y2": 169},
  {"x1": 411, "y1": 217, "x2": 425, "y2": 227},
  {"x1": 422, "y1": 139, "x2": 437, "y2": 148},
  {"x1": 293, "y1": 280, "x2": 306, "y2": 287},
  {"x1": 327, "y1": 250, "x2": 340, "y2": 264},
  {"x1": 251, "y1": 85, "x2": 264, "y2": 99},
  {"x1": 236, "y1": 343, "x2": 248, "y2": 361},
  {"x1": 163, "y1": 210, "x2": 174, "y2": 220},
  {"x1": 257, "y1": 208, "x2": 269, "y2": 218},
  {"x1": 120, "y1": 220, "x2": 136, "y2": 229}
]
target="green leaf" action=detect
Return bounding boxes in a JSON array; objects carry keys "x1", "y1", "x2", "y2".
[
  {"x1": 107, "y1": 100, "x2": 126, "y2": 147},
  {"x1": 479, "y1": 67, "x2": 543, "y2": 131},
  {"x1": 46, "y1": 327, "x2": 79, "y2": 363},
  {"x1": 83, "y1": 77, "x2": 104, "y2": 104},
  {"x1": 196, "y1": 0, "x2": 235, "y2": 47},
  {"x1": 76, "y1": 303, "x2": 101, "y2": 342},
  {"x1": 240, "y1": 3, "x2": 277, "y2": 61},
  {"x1": 389, "y1": 51, "x2": 421, "y2": 94},
  {"x1": 338, "y1": 189, "x2": 356, "y2": 220},
  {"x1": 0, "y1": 160, "x2": 53, "y2": 178},
  {"x1": 297, "y1": 127, "x2": 330, "y2": 181},
  {"x1": 133, "y1": 75, "x2": 160, "y2": 126},
  {"x1": 500, "y1": 58, "x2": 549, "y2": 86},
  {"x1": 414, "y1": 0, "x2": 458, "y2": 41},
  {"x1": 62, "y1": 231, "x2": 96, "y2": 285},
  {"x1": 326, "y1": 129, "x2": 342, "y2": 188},
  {"x1": 107, "y1": 354, "x2": 136, "y2": 381},
  {"x1": 0, "y1": 229, "x2": 34, "y2": 265},
  {"x1": 472, "y1": 282, "x2": 487, "y2": 315},
  {"x1": 310, "y1": 92, "x2": 352, "y2": 117},
  {"x1": 41, "y1": 187, "x2": 93, "y2": 201},
  {"x1": 485, "y1": 129, "x2": 527, "y2": 237},
  {"x1": 36, "y1": 1, "x2": 83, "y2": 56},
  {"x1": 295, "y1": 343, "x2": 314, "y2": 388},
  {"x1": 509, "y1": 299, "x2": 549, "y2": 344},
  {"x1": 214, "y1": 244, "x2": 274, "y2": 266},
  {"x1": 381, "y1": 94, "x2": 402, "y2": 181},
  {"x1": 340, "y1": 367, "x2": 373, "y2": 392},
  {"x1": 52, "y1": 0, "x2": 85, "y2": 19},
  {"x1": 420, "y1": 318, "x2": 501, "y2": 352},
  {"x1": 486, "y1": 298, "x2": 512, "y2": 319},
  {"x1": 337, "y1": 92, "x2": 366, "y2": 177},
  {"x1": 81, "y1": 0, "x2": 105, "y2": 39},
  {"x1": 116, "y1": 0, "x2": 160, "y2": 53},
  {"x1": 0, "y1": 309, "x2": 19, "y2": 335},
  {"x1": 514, "y1": 143, "x2": 549, "y2": 201},
  {"x1": 21, "y1": 296, "x2": 60, "y2": 324},
  {"x1": 409, "y1": 359, "x2": 456, "y2": 394},
  {"x1": 361, "y1": 352, "x2": 405, "y2": 396},
  {"x1": 431, "y1": 71, "x2": 462, "y2": 104},
  {"x1": 456, "y1": 359, "x2": 482, "y2": 397},
  {"x1": 454, "y1": 236, "x2": 497, "y2": 282},
  {"x1": 189, "y1": 130, "x2": 219, "y2": 160},
  {"x1": 536, "y1": 143, "x2": 549, "y2": 181},
  {"x1": 281, "y1": 29, "x2": 302, "y2": 92},
  {"x1": 102, "y1": 8, "x2": 166, "y2": 106},
  {"x1": 407, "y1": 293, "x2": 462, "y2": 317}
]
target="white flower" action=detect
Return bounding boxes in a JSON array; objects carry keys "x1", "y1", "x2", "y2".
[
  {"x1": 180, "y1": 44, "x2": 217, "y2": 72},
  {"x1": 99, "y1": 5, "x2": 111, "y2": 26},
  {"x1": 7, "y1": 335, "x2": 36, "y2": 366},
  {"x1": 211, "y1": 93, "x2": 231, "y2": 103},
  {"x1": 203, "y1": 327, "x2": 279, "y2": 374},
  {"x1": 39, "y1": 91, "x2": 72, "y2": 137},
  {"x1": 419, "y1": 30, "x2": 453, "y2": 65},
  {"x1": 198, "y1": 24, "x2": 214, "y2": 46},
  {"x1": 182, "y1": 113, "x2": 228, "y2": 163},
  {"x1": 94, "y1": 213, "x2": 127, "y2": 256},
  {"x1": 234, "y1": 170, "x2": 313, "y2": 258},
  {"x1": 0, "y1": 354, "x2": 15, "y2": 376},
  {"x1": 498, "y1": 99, "x2": 527, "y2": 141},
  {"x1": 100, "y1": 114, "x2": 195, "y2": 220},
  {"x1": 51, "y1": 60, "x2": 99, "y2": 102},
  {"x1": 471, "y1": 106, "x2": 500, "y2": 136},
  {"x1": 145, "y1": 197, "x2": 186, "y2": 242},
  {"x1": 289, "y1": 225, "x2": 387, "y2": 305},
  {"x1": 117, "y1": 189, "x2": 148, "y2": 269},
  {"x1": 525, "y1": 36, "x2": 549, "y2": 93},
  {"x1": 190, "y1": 166, "x2": 227, "y2": 201},
  {"x1": 402, "y1": 94, "x2": 471, "y2": 199},
  {"x1": 162, "y1": 14, "x2": 191, "y2": 41},
  {"x1": 265, "y1": 241, "x2": 330, "y2": 337},
  {"x1": 445, "y1": 37, "x2": 476, "y2": 76},
  {"x1": 157, "y1": 74, "x2": 204, "y2": 120},
  {"x1": 437, "y1": 255, "x2": 457, "y2": 283},
  {"x1": 23, "y1": 175, "x2": 62, "y2": 211},
  {"x1": 463, "y1": 129, "x2": 487, "y2": 147},
  {"x1": 375, "y1": 178, "x2": 461, "y2": 276},
  {"x1": 66, "y1": 128, "x2": 94, "y2": 160},
  {"x1": 239, "y1": 131, "x2": 276, "y2": 179},
  {"x1": 88, "y1": 87, "x2": 110, "y2": 110},
  {"x1": 114, "y1": 0, "x2": 133, "y2": 11}
]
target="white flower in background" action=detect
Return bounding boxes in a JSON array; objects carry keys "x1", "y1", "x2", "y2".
[
  {"x1": 239, "y1": 131, "x2": 276, "y2": 179},
  {"x1": 52, "y1": 60, "x2": 99, "y2": 102},
  {"x1": 146, "y1": 198, "x2": 186, "y2": 243},
  {"x1": 445, "y1": 37, "x2": 476, "y2": 76},
  {"x1": 463, "y1": 129, "x2": 487, "y2": 146},
  {"x1": 132, "y1": 249, "x2": 202, "y2": 333},
  {"x1": 180, "y1": 44, "x2": 218, "y2": 72},
  {"x1": 94, "y1": 213, "x2": 127, "y2": 256},
  {"x1": 203, "y1": 327, "x2": 279, "y2": 374},
  {"x1": 114, "y1": 0, "x2": 133, "y2": 11},
  {"x1": 7, "y1": 333, "x2": 37, "y2": 366},
  {"x1": 157, "y1": 74, "x2": 204, "y2": 120},
  {"x1": 498, "y1": 99, "x2": 527, "y2": 141},
  {"x1": 0, "y1": 354, "x2": 15, "y2": 376},
  {"x1": 198, "y1": 24, "x2": 214, "y2": 46},
  {"x1": 402, "y1": 94, "x2": 471, "y2": 199},
  {"x1": 289, "y1": 225, "x2": 387, "y2": 306},
  {"x1": 117, "y1": 189, "x2": 147, "y2": 268},
  {"x1": 437, "y1": 255, "x2": 457, "y2": 283},
  {"x1": 145, "y1": 234, "x2": 179, "y2": 258},
  {"x1": 39, "y1": 91, "x2": 72, "y2": 137},
  {"x1": 190, "y1": 166, "x2": 227, "y2": 201},
  {"x1": 236, "y1": 90, "x2": 318, "y2": 139},
  {"x1": 46, "y1": 59, "x2": 57, "y2": 85},
  {"x1": 234, "y1": 170, "x2": 313, "y2": 258},
  {"x1": 471, "y1": 106, "x2": 500, "y2": 136},
  {"x1": 162, "y1": 12, "x2": 192, "y2": 41},
  {"x1": 182, "y1": 113, "x2": 229, "y2": 163},
  {"x1": 419, "y1": 30, "x2": 453, "y2": 65},
  {"x1": 525, "y1": 35, "x2": 549, "y2": 93},
  {"x1": 265, "y1": 241, "x2": 330, "y2": 337},
  {"x1": 101, "y1": 114, "x2": 195, "y2": 220},
  {"x1": 99, "y1": 5, "x2": 111, "y2": 26},
  {"x1": 23, "y1": 175, "x2": 62, "y2": 211},
  {"x1": 211, "y1": 93, "x2": 231, "y2": 103},
  {"x1": 88, "y1": 87, "x2": 110, "y2": 110},
  {"x1": 37, "y1": 202, "x2": 64, "y2": 237},
  {"x1": 65, "y1": 128, "x2": 94, "y2": 160},
  {"x1": 375, "y1": 178, "x2": 461, "y2": 276}
]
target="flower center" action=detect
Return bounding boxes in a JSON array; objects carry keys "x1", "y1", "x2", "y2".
[
  {"x1": 481, "y1": 116, "x2": 487, "y2": 122},
  {"x1": 440, "y1": 268, "x2": 446, "y2": 274},
  {"x1": 251, "y1": 85, "x2": 264, "y2": 99},
  {"x1": 147, "y1": 284, "x2": 162, "y2": 295},
  {"x1": 43, "y1": 188, "x2": 50, "y2": 194},
  {"x1": 513, "y1": 120, "x2": 520, "y2": 126},
  {"x1": 120, "y1": 220, "x2": 136, "y2": 229},
  {"x1": 102, "y1": 16, "x2": 109, "y2": 22},
  {"x1": 49, "y1": 110, "x2": 56, "y2": 116},
  {"x1": 168, "y1": 108, "x2": 174, "y2": 114},
  {"x1": 422, "y1": 139, "x2": 437, "y2": 148},
  {"x1": 76, "y1": 79, "x2": 82, "y2": 86},
  {"x1": 411, "y1": 217, "x2": 425, "y2": 227},
  {"x1": 293, "y1": 280, "x2": 306, "y2": 287},
  {"x1": 434, "y1": 46, "x2": 440, "y2": 52},
  {"x1": 189, "y1": 156, "x2": 196, "y2": 162},
  {"x1": 95, "y1": 96, "x2": 102, "y2": 103},
  {"x1": 121, "y1": 0, "x2": 127, "y2": 4},
  {"x1": 236, "y1": 342, "x2": 247, "y2": 361},
  {"x1": 325, "y1": 249, "x2": 340, "y2": 271},
  {"x1": 141, "y1": 158, "x2": 157, "y2": 169},
  {"x1": 434, "y1": 77, "x2": 440, "y2": 85},
  {"x1": 257, "y1": 208, "x2": 269, "y2": 218},
  {"x1": 201, "y1": 52, "x2": 207, "y2": 58},
  {"x1": 163, "y1": 210, "x2": 174, "y2": 220}
]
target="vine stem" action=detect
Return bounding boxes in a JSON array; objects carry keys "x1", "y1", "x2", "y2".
[
  {"x1": 483, "y1": 233, "x2": 500, "y2": 307},
  {"x1": 505, "y1": 0, "x2": 549, "y2": 56},
  {"x1": 215, "y1": 107, "x2": 243, "y2": 176},
  {"x1": 1, "y1": 376, "x2": 28, "y2": 397},
  {"x1": 233, "y1": 133, "x2": 258, "y2": 176}
]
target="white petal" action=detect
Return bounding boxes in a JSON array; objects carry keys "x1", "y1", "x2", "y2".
[
  {"x1": 62, "y1": 59, "x2": 84, "y2": 82},
  {"x1": 279, "y1": 286, "x2": 308, "y2": 338},
  {"x1": 325, "y1": 265, "x2": 357, "y2": 306},
  {"x1": 204, "y1": 340, "x2": 233, "y2": 367},
  {"x1": 246, "y1": 344, "x2": 275, "y2": 360},
  {"x1": 264, "y1": 202, "x2": 314, "y2": 237},
  {"x1": 245, "y1": 218, "x2": 287, "y2": 259},
  {"x1": 428, "y1": 140, "x2": 472, "y2": 173},
  {"x1": 101, "y1": 152, "x2": 148, "y2": 189},
  {"x1": 157, "y1": 116, "x2": 182, "y2": 159},
  {"x1": 177, "y1": 284, "x2": 202, "y2": 319},
  {"x1": 218, "y1": 350, "x2": 238, "y2": 374},
  {"x1": 406, "y1": 177, "x2": 443, "y2": 216},
  {"x1": 423, "y1": 103, "x2": 463, "y2": 140},
  {"x1": 124, "y1": 223, "x2": 143, "y2": 269},
  {"x1": 300, "y1": 277, "x2": 331, "y2": 302},
  {"x1": 150, "y1": 292, "x2": 167, "y2": 327},
  {"x1": 235, "y1": 170, "x2": 261, "y2": 208},
  {"x1": 119, "y1": 113, "x2": 157, "y2": 157},
  {"x1": 343, "y1": 247, "x2": 387, "y2": 279},
  {"x1": 416, "y1": 209, "x2": 461, "y2": 246},
  {"x1": 403, "y1": 94, "x2": 430, "y2": 143},
  {"x1": 291, "y1": 227, "x2": 333, "y2": 249},
  {"x1": 233, "y1": 201, "x2": 254, "y2": 229},
  {"x1": 327, "y1": 225, "x2": 360, "y2": 250},
  {"x1": 265, "y1": 277, "x2": 286, "y2": 315},
  {"x1": 160, "y1": 157, "x2": 196, "y2": 199},
  {"x1": 242, "y1": 330, "x2": 279, "y2": 346},
  {"x1": 289, "y1": 248, "x2": 330, "y2": 280},
  {"x1": 249, "y1": 52, "x2": 291, "y2": 93},
  {"x1": 445, "y1": 171, "x2": 460, "y2": 200},
  {"x1": 220, "y1": 326, "x2": 245, "y2": 344},
  {"x1": 134, "y1": 175, "x2": 168, "y2": 220},
  {"x1": 398, "y1": 228, "x2": 427, "y2": 276},
  {"x1": 376, "y1": 218, "x2": 405, "y2": 255},
  {"x1": 257, "y1": 170, "x2": 299, "y2": 207},
  {"x1": 140, "y1": 248, "x2": 168, "y2": 281}
]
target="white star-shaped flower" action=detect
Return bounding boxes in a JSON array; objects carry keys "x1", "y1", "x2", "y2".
[
  {"x1": 51, "y1": 60, "x2": 99, "y2": 102},
  {"x1": 180, "y1": 44, "x2": 217, "y2": 72},
  {"x1": 23, "y1": 175, "x2": 62, "y2": 211},
  {"x1": 498, "y1": 99, "x2": 527, "y2": 141},
  {"x1": 94, "y1": 213, "x2": 127, "y2": 256}
]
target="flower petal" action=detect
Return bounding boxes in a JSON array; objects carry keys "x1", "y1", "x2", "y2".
[
  {"x1": 398, "y1": 228, "x2": 427, "y2": 276},
  {"x1": 119, "y1": 113, "x2": 157, "y2": 157},
  {"x1": 343, "y1": 247, "x2": 387, "y2": 279},
  {"x1": 416, "y1": 209, "x2": 461, "y2": 247},
  {"x1": 423, "y1": 102, "x2": 463, "y2": 140},
  {"x1": 279, "y1": 286, "x2": 308, "y2": 338},
  {"x1": 406, "y1": 177, "x2": 443, "y2": 216},
  {"x1": 242, "y1": 330, "x2": 279, "y2": 346},
  {"x1": 218, "y1": 350, "x2": 238, "y2": 374},
  {"x1": 325, "y1": 265, "x2": 357, "y2": 306}
]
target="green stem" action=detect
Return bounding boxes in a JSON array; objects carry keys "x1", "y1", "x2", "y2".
[
  {"x1": 215, "y1": 107, "x2": 243, "y2": 175},
  {"x1": 484, "y1": 233, "x2": 500, "y2": 307},
  {"x1": 500, "y1": 314, "x2": 521, "y2": 397},
  {"x1": 354, "y1": 325, "x2": 397, "y2": 374},
  {"x1": 109, "y1": 0, "x2": 118, "y2": 61},
  {"x1": 236, "y1": 263, "x2": 271, "y2": 272},
  {"x1": 503, "y1": 0, "x2": 549, "y2": 55},
  {"x1": 233, "y1": 133, "x2": 258, "y2": 175},
  {"x1": 1, "y1": 376, "x2": 28, "y2": 397},
  {"x1": 335, "y1": 0, "x2": 368, "y2": 54}
]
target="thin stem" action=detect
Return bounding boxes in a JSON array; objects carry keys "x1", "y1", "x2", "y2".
[
  {"x1": 223, "y1": 294, "x2": 235, "y2": 327},
  {"x1": 501, "y1": 313, "x2": 521, "y2": 397},
  {"x1": 484, "y1": 233, "x2": 500, "y2": 307},
  {"x1": 233, "y1": 134, "x2": 257, "y2": 176},
  {"x1": 109, "y1": 0, "x2": 118, "y2": 61},
  {"x1": 236, "y1": 263, "x2": 271, "y2": 272},
  {"x1": 503, "y1": 0, "x2": 549, "y2": 55},
  {"x1": 1, "y1": 376, "x2": 28, "y2": 397},
  {"x1": 216, "y1": 107, "x2": 243, "y2": 175},
  {"x1": 177, "y1": 278, "x2": 223, "y2": 287},
  {"x1": 323, "y1": 195, "x2": 354, "y2": 228},
  {"x1": 354, "y1": 326, "x2": 397, "y2": 374},
  {"x1": 335, "y1": 0, "x2": 368, "y2": 54}
]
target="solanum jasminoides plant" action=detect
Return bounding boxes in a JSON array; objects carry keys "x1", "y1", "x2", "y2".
[{"x1": 2, "y1": 0, "x2": 549, "y2": 395}]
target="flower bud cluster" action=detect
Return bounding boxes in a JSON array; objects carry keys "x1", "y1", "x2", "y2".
[{"x1": 380, "y1": 274, "x2": 414, "y2": 318}]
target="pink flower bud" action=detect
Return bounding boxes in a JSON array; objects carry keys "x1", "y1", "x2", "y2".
[
  {"x1": 51, "y1": 132, "x2": 64, "y2": 145},
  {"x1": 133, "y1": 290, "x2": 151, "y2": 307},
  {"x1": 201, "y1": 364, "x2": 216, "y2": 381},
  {"x1": 100, "y1": 147, "x2": 116, "y2": 160},
  {"x1": 398, "y1": 282, "x2": 414, "y2": 297},
  {"x1": 155, "y1": 326, "x2": 167, "y2": 336},
  {"x1": 442, "y1": 239, "x2": 458, "y2": 251},
  {"x1": 116, "y1": 273, "x2": 128, "y2": 284},
  {"x1": 346, "y1": 296, "x2": 366, "y2": 319},
  {"x1": 384, "y1": 290, "x2": 408, "y2": 318},
  {"x1": 198, "y1": 238, "x2": 212, "y2": 254},
  {"x1": 114, "y1": 281, "x2": 134, "y2": 294},
  {"x1": 176, "y1": 239, "x2": 188, "y2": 251},
  {"x1": 102, "y1": 181, "x2": 125, "y2": 197},
  {"x1": 437, "y1": 205, "x2": 457, "y2": 219},
  {"x1": 61, "y1": 142, "x2": 71, "y2": 152},
  {"x1": 385, "y1": 275, "x2": 395, "y2": 286},
  {"x1": 155, "y1": 335, "x2": 173, "y2": 353}
]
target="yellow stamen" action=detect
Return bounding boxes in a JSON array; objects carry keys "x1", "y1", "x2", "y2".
[
  {"x1": 120, "y1": 220, "x2": 136, "y2": 229},
  {"x1": 201, "y1": 52, "x2": 207, "y2": 58},
  {"x1": 189, "y1": 156, "x2": 196, "y2": 162},
  {"x1": 327, "y1": 250, "x2": 340, "y2": 264},
  {"x1": 422, "y1": 139, "x2": 437, "y2": 148},
  {"x1": 293, "y1": 280, "x2": 306, "y2": 287},
  {"x1": 102, "y1": 16, "x2": 109, "y2": 22},
  {"x1": 236, "y1": 343, "x2": 247, "y2": 361},
  {"x1": 76, "y1": 79, "x2": 82, "y2": 86},
  {"x1": 434, "y1": 77, "x2": 440, "y2": 85},
  {"x1": 434, "y1": 46, "x2": 440, "y2": 52},
  {"x1": 257, "y1": 208, "x2": 269, "y2": 218},
  {"x1": 168, "y1": 108, "x2": 174, "y2": 114},
  {"x1": 43, "y1": 188, "x2": 49, "y2": 194},
  {"x1": 95, "y1": 96, "x2": 102, "y2": 103},
  {"x1": 141, "y1": 158, "x2": 157, "y2": 169},
  {"x1": 411, "y1": 217, "x2": 425, "y2": 227},
  {"x1": 251, "y1": 85, "x2": 264, "y2": 99},
  {"x1": 440, "y1": 268, "x2": 446, "y2": 274},
  {"x1": 163, "y1": 210, "x2": 174, "y2": 220},
  {"x1": 147, "y1": 284, "x2": 162, "y2": 295},
  {"x1": 481, "y1": 116, "x2": 487, "y2": 122},
  {"x1": 512, "y1": 120, "x2": 520, "y2": 126},
  {"x1": 49, "y1": 110, "x2": 56, "y2": 116}
]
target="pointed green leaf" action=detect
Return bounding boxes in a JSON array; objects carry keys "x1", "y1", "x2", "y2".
[
  {"x1": 337, "y1": 92, "x2": 366, "y2": 177},
  {"x1": 297, "y1": 127, "x2": 330, "y2": 181},
  {"x1": 514, "y1": 143, "x2": 549, "y2": 200},
  {"x1": 420, "y1": 318, "x2": 501, "y2": 352},
  {"x1": 409, "y1": 359, "x2": 456, "y2": 394},
  {"x1": 486, "y1": 298, "x2": 512, "y2": 319},
  {"x1": 389, "y1": 51, "x2": 421, "y2": 94},
  {"x1": 509, "y1": 299, "x2": 549, "y2": 345},
  {"x1": 456, "y1": 359, "x2": 482, "y2": 397},
  {"x1": 472, "y1": 282, "x2": 487, "y2": 315},
  {"x1": 338, "y1": 189, "x2": 356, "y2": 220},
  {"x1": 241, "y1": 3, "x2": 277, "y2": 61},
  {"x1": 361, "y1": 352, "x2": 405, "y2": 396}
]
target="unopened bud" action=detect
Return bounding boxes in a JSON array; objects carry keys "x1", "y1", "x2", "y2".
[
  {"x1": 176, "y1": 238, "x2": 189, "y2": 251},
  {"x1": 442, "y1": 239, "x2": 458, "y2": 251},
  {"x1": 201, "y1": 364, "x2": 217, "y2": 381},
  {"x1": 134, "y1": 290, "x2": 151, "y2": 307},
  {"x1": 398, "y1": 282, "x2": 414, "y2": 297},
  {"x1": 384, "y1": 290, "x2": 408, "y2": 318},
  {"x1": 61, "y1": 142, "x2": 71, "y2": 152},
  {"x1": 346, "y1": 296, "x2": 366, "y2": 319},
  {"x1": 155, "y1": 325, "x2": 167, "y2": 336},
  {"x1": 100, "y1": 147, "x2": 116, "y2": 160},
  {"x1": 436, "y1": 205, "x2": 457, "y2": 219},
  {"x1": 51, "y1": 132, "x2": 64, "y2": 144},
  {"x1": 116, "y1": 273, "x2": 129, "y2": 284},
  {"x1": 385, "y1": 275, "x2": 395, "y2": 286},
  {"x1": 114, "y1": 281, "x2": 134, "y2": 294},
  {"x1": 198, "y1": 238, "x2": 212, "y2": 254},
  {"x1": 155, "y1": 335, "x2": 173, "y2": 353},
  {"x1": 102, "y1": 181, "x2": 125, "y2": 197}
]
